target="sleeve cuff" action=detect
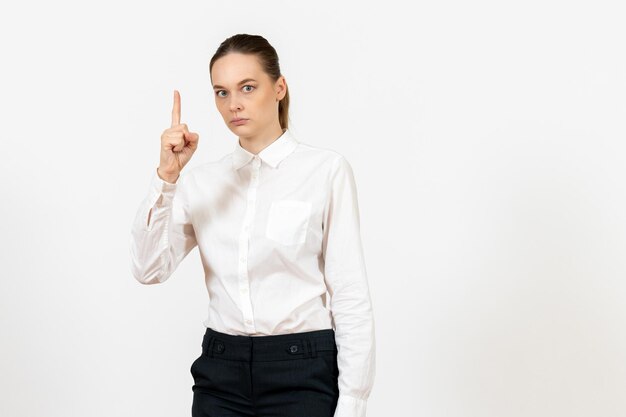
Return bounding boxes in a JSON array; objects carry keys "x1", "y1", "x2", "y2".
[
  {"x1": 333, "y1": 394, "x2": 368, "y2": 417},
  {"x1": 154, "y1": 167, "x2": 178, "y2": 189},
  {"x1": 149, "y1": 168, "x2": 178, "y2": 205}
]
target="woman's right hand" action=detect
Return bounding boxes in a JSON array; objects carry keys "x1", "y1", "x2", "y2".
[{"x1": 157, "y1": 90, "x2": 200, "y2": 183}]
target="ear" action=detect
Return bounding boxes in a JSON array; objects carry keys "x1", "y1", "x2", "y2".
[{"x1": 276, "y1": 75, "x2": 287, "y2": 101}]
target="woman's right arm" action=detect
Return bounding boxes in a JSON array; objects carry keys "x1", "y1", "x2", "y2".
[
  {"x1": 129, "y1": 168, "x2": 198, "y2": 284},
  {"x1": 129, "y1": 89, "x2": 200, "y2": 284}
]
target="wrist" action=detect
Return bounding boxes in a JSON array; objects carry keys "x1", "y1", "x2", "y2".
[{"x1": 157, "y1": 167, "x2": 179, "y2": 184}]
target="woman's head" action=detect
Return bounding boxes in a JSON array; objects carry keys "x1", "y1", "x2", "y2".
[{"x1": 209, "y1": 34, "x2": 289, "y2": 139}]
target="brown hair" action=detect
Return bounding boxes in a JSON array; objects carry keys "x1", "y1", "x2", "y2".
[{"x1": 209, "y1": 34, "x2": 290, "y2": 130}]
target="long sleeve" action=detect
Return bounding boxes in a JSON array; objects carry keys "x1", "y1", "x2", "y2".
[
  {"x1": 129, "y1": 168, "x2": 198, "y2": 284},
  {"x1": 322, "y1": 156, "x2": 376, "y2": 417}
]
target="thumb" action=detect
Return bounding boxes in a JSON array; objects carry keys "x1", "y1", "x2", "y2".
[{"x1": 173, "y1": 136, "x2": 186, "y2": 152}]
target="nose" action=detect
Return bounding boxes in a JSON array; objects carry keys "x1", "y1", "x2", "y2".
[{"x1": 229, "y1": 100, "x2": 243, "y2": 112}]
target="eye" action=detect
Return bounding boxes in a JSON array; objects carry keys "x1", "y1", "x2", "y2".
[{"x1": 214, "y1": 85, "x2": 255, "y2": 98}]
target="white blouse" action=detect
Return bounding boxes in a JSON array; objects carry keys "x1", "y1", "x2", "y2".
[{"x1": 129, "y1": 128, "x2": 375, "y2": 417}]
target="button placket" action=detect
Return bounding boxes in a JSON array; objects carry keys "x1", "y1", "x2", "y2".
[{"x1": 238, "y1": 156, "x2": 261, "y2": 333}]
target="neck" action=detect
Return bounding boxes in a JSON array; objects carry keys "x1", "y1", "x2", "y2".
[{"x1": 238, "y1": 124, "x2": 285, "y2": 155}]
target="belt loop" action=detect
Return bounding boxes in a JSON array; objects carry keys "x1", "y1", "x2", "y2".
[
  {"x1": 300, "y1": 339, "x2": 308, "y2": 358},
  {"x1": 303, "y1": 339, "x2": 313, "y2": 358},
  {"x1": 207, "y1": 336, "x2": 216, "y2": 358},
  {"x1": 310, "y1": 339, "x2": 317, "y2": 358}
]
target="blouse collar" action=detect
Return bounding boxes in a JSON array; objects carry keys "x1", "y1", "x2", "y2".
[{"x1": 232, "y1": 128, "x2": 299, "y2": 170}]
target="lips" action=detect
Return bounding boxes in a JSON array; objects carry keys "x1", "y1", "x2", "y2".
[
  {"x1": 231, "y1": 118, "x2": 248, "y2": 123},
  {"x1": 231, "y1": 118, "x2": 249, "y2": 126}
]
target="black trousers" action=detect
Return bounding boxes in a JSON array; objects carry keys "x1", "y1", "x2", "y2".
[{"x1": 190, "y1": 327, "x2": 340, "y2": 417}]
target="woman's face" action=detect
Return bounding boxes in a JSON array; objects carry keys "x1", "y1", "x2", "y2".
[{"x1": 211, "y1": 52, "x2": 286, "y2": 138}]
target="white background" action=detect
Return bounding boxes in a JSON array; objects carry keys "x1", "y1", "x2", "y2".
[{"x1": 1, "y1": 0, "x2": 625, "y2": 416}]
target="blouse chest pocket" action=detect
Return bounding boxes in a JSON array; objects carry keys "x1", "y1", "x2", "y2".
[{"x1": 265, "y1": 200, "x2": 312, "y2": 246}]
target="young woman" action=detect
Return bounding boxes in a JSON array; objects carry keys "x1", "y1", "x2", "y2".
[{"x1": 130, "y1": 33, "x2": 376, "y2": 417}]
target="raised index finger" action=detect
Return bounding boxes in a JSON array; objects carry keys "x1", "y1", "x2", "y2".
[{"x1": 171, "y1": 89, "x2": 181, "y2": 127}]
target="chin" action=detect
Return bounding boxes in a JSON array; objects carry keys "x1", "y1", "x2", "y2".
[{"x1": 230, "y1": 126, "x2": 253, "y2": 138}]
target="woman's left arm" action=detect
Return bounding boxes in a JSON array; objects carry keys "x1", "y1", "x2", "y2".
[{"x1": 322, "y1": 155, "x2": 376, "y2": 417}]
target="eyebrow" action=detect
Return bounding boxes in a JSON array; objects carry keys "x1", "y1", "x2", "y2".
[{"x1": 213, "y1": 78, "x2": 257, "y2": 89}]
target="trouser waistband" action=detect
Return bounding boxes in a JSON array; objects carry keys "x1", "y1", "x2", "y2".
[{"x1": 201, "y1": 327, "x2": 337, "y2": 362}]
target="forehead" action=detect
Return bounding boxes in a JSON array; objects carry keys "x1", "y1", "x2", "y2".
[{"x1": 211, "y1": 53, "x2": 266, "y2": 86}]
